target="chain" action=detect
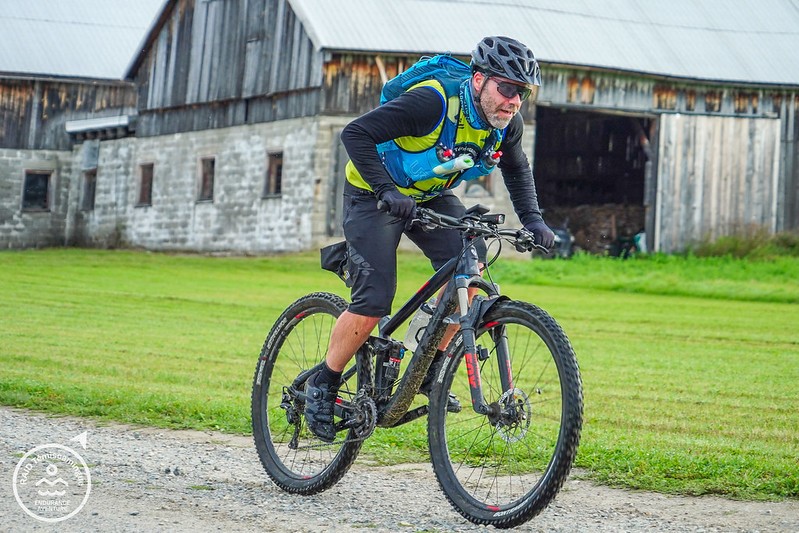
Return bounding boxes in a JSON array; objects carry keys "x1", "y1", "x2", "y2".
[{"x1": 290, "y1": 392, "x2": 377, "y2": 451}]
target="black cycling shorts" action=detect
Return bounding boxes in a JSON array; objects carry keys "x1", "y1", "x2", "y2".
[{"x1": 342, "y1": 187, "x2": 485, "y2": 317}]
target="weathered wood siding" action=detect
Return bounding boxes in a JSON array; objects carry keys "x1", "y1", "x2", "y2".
[
  {"x1": 545, "y1": 68, "x2": 799, "y2": 235},
  {"x1": 778, "y1": 95, "x2": 799, "y2": 233},
  {"x1": 133, "y1": 0, "x2": 323, "y2": 136},
  {"x1": 123, "y1": 0, "x2": 799, "y2": 248},
  {"x1": 0, "y1": 79, "x2": 135, "y2": 150},
  {"x1": 0, "y1": 81, "x2": 33, "y2": 148},
  {"x1": 656, "y1": 114, "x2": 781, "y2": 252}
]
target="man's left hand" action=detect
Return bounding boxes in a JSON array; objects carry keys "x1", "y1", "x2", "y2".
[{"x1": 525, "y1": 221, "x2": 555, "y2": 249}]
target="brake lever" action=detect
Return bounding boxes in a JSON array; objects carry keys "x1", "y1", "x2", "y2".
[
  {"x1": 514, "y1": 229, "x2": 550, "y2": 254},
  {"x1": 514, "y1": 229, "x2": 534, "y2": 252}
]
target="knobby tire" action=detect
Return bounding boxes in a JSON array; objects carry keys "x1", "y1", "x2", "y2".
[
  {"x1": 427, "y1": 299, "x2": 583, "y2": 528},
  {"x1": 251, "y1": 292, "x2": 370, "y2": 494}
]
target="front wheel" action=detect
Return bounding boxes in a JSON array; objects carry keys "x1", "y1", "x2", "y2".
[
  {"x1": 251, "y1": 292, "x2": 370, "y2": 494},
  {"x1": 428, "y1": 299, "x2": 583, "y2": 528}
]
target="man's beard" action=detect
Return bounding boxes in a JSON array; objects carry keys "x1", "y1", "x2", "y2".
[{"x1": 485, "y1": 111, "x2": 513, "y2": 129}]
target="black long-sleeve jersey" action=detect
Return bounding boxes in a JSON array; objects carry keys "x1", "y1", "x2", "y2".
[{"x1": 340, "y1": 87, "x2": 545, "y2": 226}]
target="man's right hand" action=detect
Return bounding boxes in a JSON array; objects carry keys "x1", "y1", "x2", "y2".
[{"x1": 378, "y1": 189, "x2": 417, "y2": 221}]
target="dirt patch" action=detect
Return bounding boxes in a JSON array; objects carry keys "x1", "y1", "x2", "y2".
[{"x1": 2, "y1": 407, "x2": 797, "y2": 532}]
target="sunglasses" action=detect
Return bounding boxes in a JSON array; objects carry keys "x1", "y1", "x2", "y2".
[{"x1": 493, "y1": 79, "x2": 533, "y2": 101}]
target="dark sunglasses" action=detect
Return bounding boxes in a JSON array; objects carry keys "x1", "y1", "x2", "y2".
[{"x1": 493, "y1": 79, "x2": 533, "y2": 101}]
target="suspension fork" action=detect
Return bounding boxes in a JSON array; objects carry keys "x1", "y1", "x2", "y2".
[
  {"x1": 492, "y1": 325, "x2": 514, "y2": 393},
  {"x1": 455, "y1": 276, "x2": 516, "y2": 415},
  {"x1": 455, "y1": 275, "x2": 494, "y2": 415}
]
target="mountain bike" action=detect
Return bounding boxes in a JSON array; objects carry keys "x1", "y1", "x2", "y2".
[{"x1": 251, "y1": 204, "x2": 583, "y2": 529}]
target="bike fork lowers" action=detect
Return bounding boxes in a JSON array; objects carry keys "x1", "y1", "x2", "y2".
[{"x1": 454, "y1": 276, "x2": 513, "y2": 415}]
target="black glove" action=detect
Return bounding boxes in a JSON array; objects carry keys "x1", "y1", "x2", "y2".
[
  {"x1": 378, "y1": 189, "x2": 417, "y2": 221},
  {"x1": 525, "y1": 220, "x2": 556, "y2": 249}
]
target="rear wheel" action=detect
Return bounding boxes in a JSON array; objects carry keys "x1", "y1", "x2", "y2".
[
  {"x1": 251, "y1": 292, "x2": 371, "y2": 494},
  {"x1": 428, "y1": 299, "x2": 583, "y2": 528}
]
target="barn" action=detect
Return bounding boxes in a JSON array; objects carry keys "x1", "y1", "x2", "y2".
[
  {"x1": 2, "y1": 0, "x2": 798, "y2": 253},
  {"x1": 0, "y1": 0, "x2": 164, "y2": 248}
]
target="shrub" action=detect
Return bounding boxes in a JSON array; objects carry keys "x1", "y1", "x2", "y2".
[{"x1": 691, "y1": 229, "x2": 799, "y2": 259}]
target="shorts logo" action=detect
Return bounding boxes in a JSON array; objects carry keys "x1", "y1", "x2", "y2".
[
  {"x1": 348, "y1": 246, "x2": 374, "y2": 277},
  {"x1": 13, "y1": 432, "x2": 92, "y2": 523}
]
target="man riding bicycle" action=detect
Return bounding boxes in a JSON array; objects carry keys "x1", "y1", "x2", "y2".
[{"x1": 305, "y1": 35, "x2": 556, "y2": 442}]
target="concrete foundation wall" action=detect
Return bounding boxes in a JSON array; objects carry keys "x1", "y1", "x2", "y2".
[
  {"x1": 1, "y1": 114, "x2": 578, "y2": 254},
  {"x1": 0, "y1": 149, "x2": 72, "y2": 249},
  {"x1": 69, "y1": 118, "x2": 329, "y2": 253}
]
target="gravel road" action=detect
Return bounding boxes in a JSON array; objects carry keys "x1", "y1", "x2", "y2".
[{"x1": 2, "y1": 407, "x2": 797, "y2": 532}]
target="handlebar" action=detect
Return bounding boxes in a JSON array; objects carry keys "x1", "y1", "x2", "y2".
[{"x1": 377, "y1": 200, "x2": 550, "y2": 254}]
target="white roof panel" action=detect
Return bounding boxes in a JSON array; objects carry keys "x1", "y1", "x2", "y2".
[
  {"x1": 289, "y1": 0, "x2": 799, "y2": 85},
  {"x1": 0, "y1": 0, "x2": 166, "y2": 80},
  {"x1": 7, "y1": 0, "x2": 796, "y2": 86}
]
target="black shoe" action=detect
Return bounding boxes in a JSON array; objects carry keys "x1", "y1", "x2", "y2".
[
  {"x1": 420, "y1": 374, "x2": 462, "y2": 413},
  {"x1": 304, "y1": 373, "x2": 338, "y2": 442}
]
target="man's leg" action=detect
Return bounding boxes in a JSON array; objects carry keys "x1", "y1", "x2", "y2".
[
  {"x1": 304, "y1": 310, "x2": 379, "y2": 442},
  {"x1": 305, "y1": 190, "x2": 403, "y2": 441},
  {"x1": 326, "y1": 310, "x2": 380, "y2": 371}
]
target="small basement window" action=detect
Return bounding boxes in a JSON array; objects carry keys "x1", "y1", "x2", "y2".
[
  {"x1": 138, "y1": 163, "x2": 154, "y2": 206},
  {"x1": 81, "y1": 169, "x2": 97, "y2": 211},
  {"x1": 198, "y1": 157, "x2": 215, "y2": 202},
  {"x1": 22, "y1": 171, "x2": 52, "y2": 211},
  {"x1": 263, "y1": 152, "x2": 282, "y2": 197}
]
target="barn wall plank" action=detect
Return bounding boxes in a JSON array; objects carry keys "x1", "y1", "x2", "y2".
[{"x1": 657, "y1": 114, "x2": 781, "y2": 251}]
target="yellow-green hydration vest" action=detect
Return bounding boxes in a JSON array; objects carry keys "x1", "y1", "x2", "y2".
[{"x1": 346, "y1": 79, "x2": 503, "y2": 201}]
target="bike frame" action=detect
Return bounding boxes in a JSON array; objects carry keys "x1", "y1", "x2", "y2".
[
  {"x1": 372, "y1": 222, "x2": 511, "y2": 427},
  {"x1": 292, "y1": 206, "x2": 531, "y2": 429}
]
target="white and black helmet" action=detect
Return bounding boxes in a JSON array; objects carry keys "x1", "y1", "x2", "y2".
[{"x1": 471, "y1": 36, "x2": 541, "y2": 86}]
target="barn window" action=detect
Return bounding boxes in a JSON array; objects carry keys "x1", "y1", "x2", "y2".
[
  {"x1": 685, "y1": 90, "x2": 696, "y2": 112},
  {"x1": 705, "y1": 91, "x2": 722, "y2": 113},
  {"x1": 138, "y1": 163, "x2": 154, "y2": 206},
  {"x1": 81, "y1": 169, "x2": 97, "y2": 211},
  {"x1": 198, "y1": 157, "x2": 215, "y2": 202},
  {"x1": 733, "y1": 92, "x2": 757, "y2": 115},
  {"x1": 772, "y1": 94, "x2": 783, "y2": 114},
  {"x1": 733, "y1": 92, "x2": 748, "y2": 114},
  {"x1": 653, "y1": 86, "x2": 677, "y2": 110},
  {"x1": 22, "y1": 171, "x2": 51, "y2": 211},
  {"x1": 263, "y1": 152, "x2": 283, "y2": 197}
]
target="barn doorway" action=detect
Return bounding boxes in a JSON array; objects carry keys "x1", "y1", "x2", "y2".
[{"x1": 534, "y1": 106, "x2": 655, "y2": 255}]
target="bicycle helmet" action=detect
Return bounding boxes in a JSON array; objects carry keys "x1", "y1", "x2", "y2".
[{"x1": 471, "y1": 36, "x2": 541, "y2": 87}]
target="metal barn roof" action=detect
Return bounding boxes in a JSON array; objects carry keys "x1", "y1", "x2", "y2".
[
  {"x1": 8, "y1": 0, "x2": 796, "y2": 86},
  {"x1": 0, "y1": 0, "x2": 166, "y2": 80},
  {"x1": 289, "y1": 0, "x2": 799, "y2": 86}
]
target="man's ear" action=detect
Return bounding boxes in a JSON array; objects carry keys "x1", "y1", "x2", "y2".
[{"x1": 472, "y1": 71, "x2": 487, "y2": 91}]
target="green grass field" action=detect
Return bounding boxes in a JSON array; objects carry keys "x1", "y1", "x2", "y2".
[{"x1": 1, "y1": 248, "x2": 797, "y2": 500}]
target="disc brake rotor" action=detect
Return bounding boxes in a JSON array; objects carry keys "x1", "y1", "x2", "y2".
[{"x1": 495, "y1": 387, "x2": 531, "y2": 443}]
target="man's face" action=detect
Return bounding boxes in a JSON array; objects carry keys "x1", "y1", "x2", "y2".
[{"x1": 473, "y1": 72, "x2": 532, "y2": 129}]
